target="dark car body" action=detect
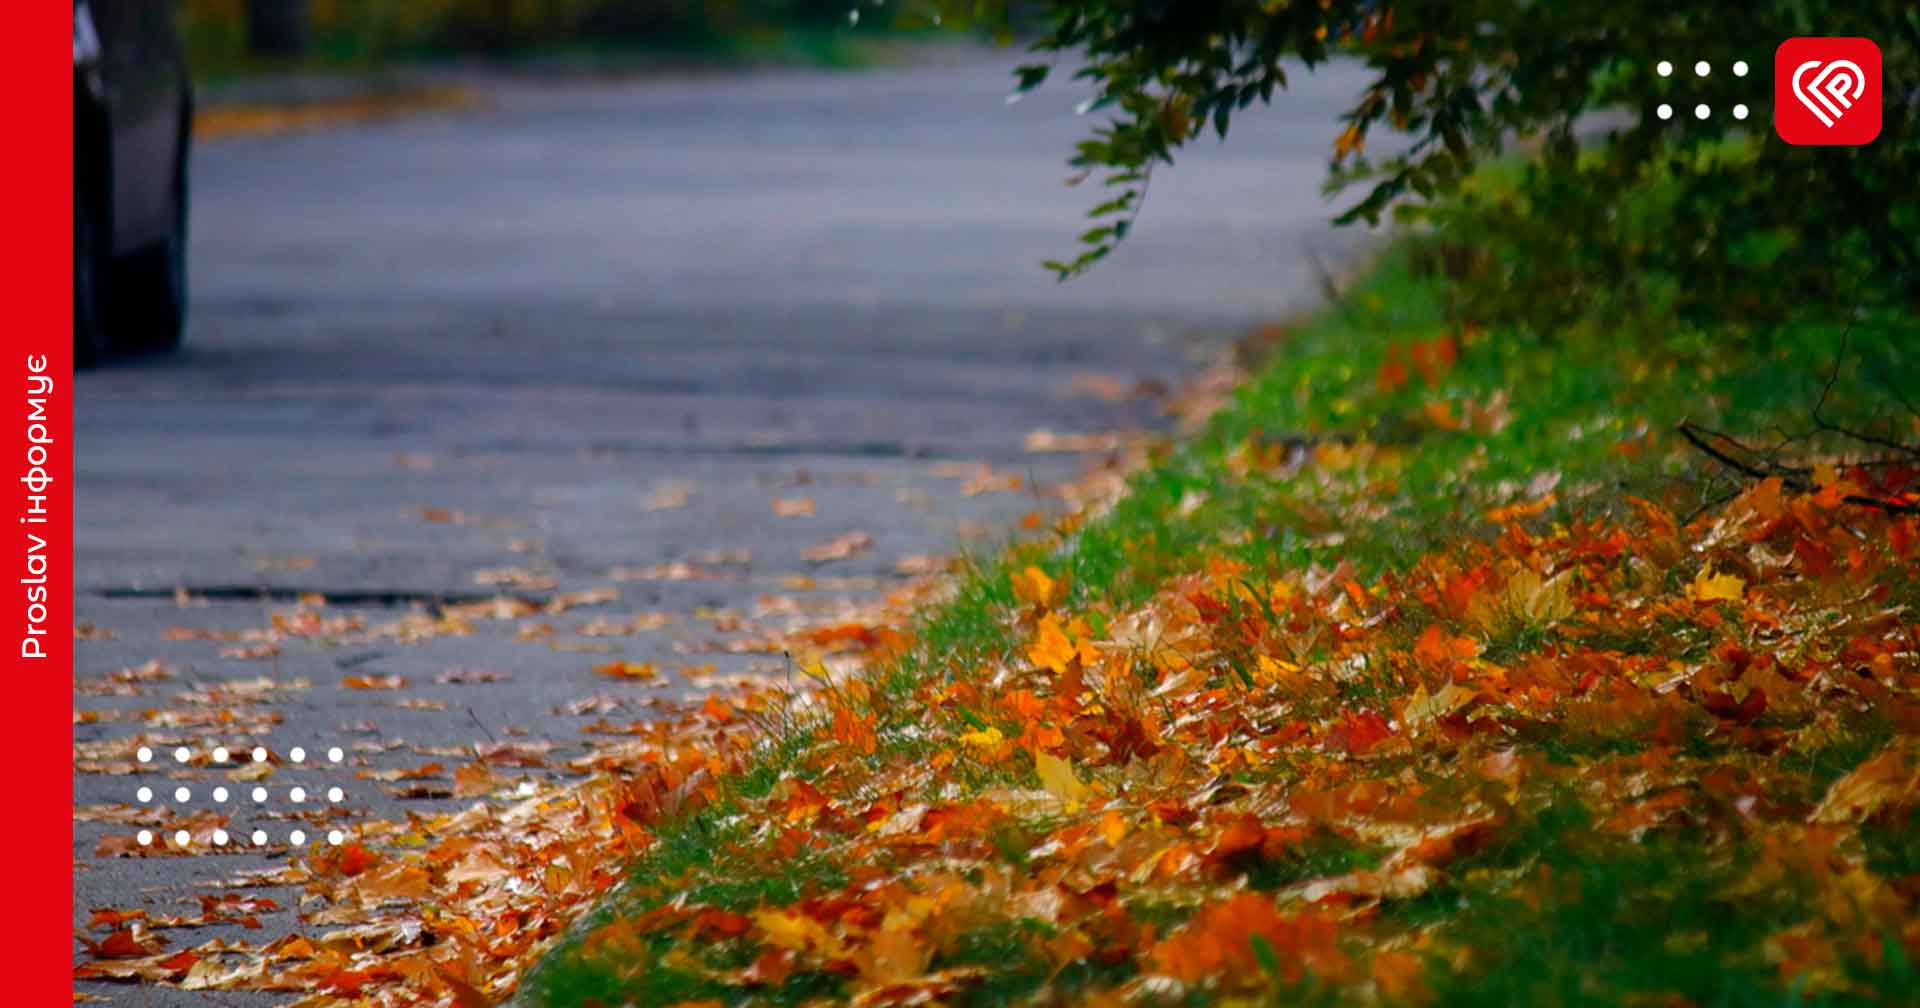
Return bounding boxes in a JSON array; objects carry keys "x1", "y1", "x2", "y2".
[{"x1": 74, "y1": 0, "x2": 192, "y2": 365}]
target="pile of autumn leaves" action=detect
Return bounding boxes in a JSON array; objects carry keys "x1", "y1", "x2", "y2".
[
  {"x1": 75, "y1": 697, "x2": 768, "y2": 1006},
  {"x1": 560, "y1": 469, "x2": 1920, "y2": 1003}
]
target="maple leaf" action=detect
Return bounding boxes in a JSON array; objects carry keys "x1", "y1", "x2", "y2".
[
  {"x1": 1254, "y1": 654, "x2": 1302, "y2": 685},
  {"x1": 1010, "y1": 565, "x2": 1065, "y2": 609},
  {"x1": 1034, "y1": 751, "x2": 1091, "y2": 806},
  {"x1": 1149, "y1": 894, "x2": 1348, "y2": 984},
  {"x1": 1689, "y1": 564, "x2": 1745, "y2": 604},
  {"x1": 831, "y1": 703, "x2": 878, "y2": 755},
  {"x1": 754, "y1": 908, "x2": 851, "y2": 961},
  {"x1": 1027, "y1": 615, "x2": 1079, "y2": 675},
  {"x1": 1328, "y1": 709, "x2": 1395, "y2": 755},
  {"x1": 82, "y1": 925, "x2": 168, "y2": 959},
  {"x1": 1810, "y1": 744, "x2": 1919, "y2": 825},
  {"x1": 1402, "y1": 682, "x2": 1477, "y2": 724},
  {"x1": 454, "y1": 763, "x2": 508, "y2": 798},
  {"x1": 1412, "y1": 624, "x2": 1481, "y2": 667}
]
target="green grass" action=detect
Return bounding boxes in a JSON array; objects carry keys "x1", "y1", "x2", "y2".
[{"x1": 519, "y1": 165, "x2": 1919, "y2": 1005}]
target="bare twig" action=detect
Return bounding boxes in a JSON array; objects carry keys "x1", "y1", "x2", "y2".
[
  {"x1": 1810, "y1": 327, "x2": 1920, "y2": 460},
  {"x1": 1679, "y1": 421, "x2": 1920, "y2": 516}
]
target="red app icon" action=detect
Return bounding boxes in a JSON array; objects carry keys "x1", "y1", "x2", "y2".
[{"x1": 1775, "y1": 37, "x2": 1881, "y2": 145}]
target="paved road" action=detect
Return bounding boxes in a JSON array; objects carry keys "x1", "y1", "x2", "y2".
[{"x1": 73, "y1": 50, "x2": 1369, "y2": 1003}]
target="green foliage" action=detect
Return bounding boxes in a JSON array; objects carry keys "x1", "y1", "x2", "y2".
[{"x1": 923, "y1": 0, "x2": 1918, "y2": 323}]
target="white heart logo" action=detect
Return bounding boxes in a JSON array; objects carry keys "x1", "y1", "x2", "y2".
[{"x1": 1791, "y1": 58, "x2": 1867, "y2": 127}]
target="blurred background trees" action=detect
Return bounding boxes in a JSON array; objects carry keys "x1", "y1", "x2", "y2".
[
  {"x1": 182, "y1": 0, "x2": 883, "y2": 70},
  {"x1": 243, "y1": 0, "x2": 309, "y2": 55},
  {"x1": 938, "y1": 0, "x2": 1916, "y2": 335}
]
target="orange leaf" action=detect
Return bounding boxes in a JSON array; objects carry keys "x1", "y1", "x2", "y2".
[
  {"x1": 1150, "y1": 894, "x2": 1348, "y2": 984},
  {"x1": 594, "y1": 660, "x2": 660, "y2": 682},
  {"x1": 341, "y1": 674, "x2": 407, "y2": 690}
]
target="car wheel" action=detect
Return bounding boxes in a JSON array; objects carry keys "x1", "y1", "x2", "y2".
[
  {"x1": 119, "y1": 160, "x2": 189, "y2": 353},
  {"x1": 74, "y1": 184, "x2": 112, "y2": 368}
]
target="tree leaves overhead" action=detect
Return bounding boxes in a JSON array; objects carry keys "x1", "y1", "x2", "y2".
[{"x1": 922, "y1": 0, "x2": 1917, "y2": 313}]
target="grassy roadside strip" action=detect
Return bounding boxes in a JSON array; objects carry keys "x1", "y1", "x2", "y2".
[{"x1": 523, "y1": 182, "x2": 1920, "y2": 1005}]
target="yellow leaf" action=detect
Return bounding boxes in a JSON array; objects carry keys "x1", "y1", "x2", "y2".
[
  {"x1": 1028, "y1": 615, "x2": 1078, "y2": 675},
  {"x1": 753, "y1": 909, "x2": 850, "y2": 960},
  {"x1": 1403, "y1": 683, "x2": 1476, "y2": 723},
  {"x1": 1689, "y1": 565, "x2": 1745, "y2": 604},
  {"x1": 1010, "y1": 565, "x2": 1064, "y2": 608},
  {"x1": 1035, "y1": 751, "x2": 1090, "y2": 806},
  {"x1": 1254, "y1": 654, "x2": 1301, "y2": 685},
  {"x1": 958, "y1": 727, "x2": 1004, "y2": 749}
]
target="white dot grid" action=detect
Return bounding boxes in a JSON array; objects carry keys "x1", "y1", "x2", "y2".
[
  {"x1": 120, "y1": 741, "x2": 366, "y2": 855},
  {"x1": 1654, "y1": 57, "x2": 1757, "y2": 122}
]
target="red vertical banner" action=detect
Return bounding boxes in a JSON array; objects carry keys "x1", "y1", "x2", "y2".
[{"x1": 8, "y1": 1, "x2": 73, "y2": 1001}]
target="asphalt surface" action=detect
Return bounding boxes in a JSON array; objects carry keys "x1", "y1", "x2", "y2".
[{"x1": 73, "y1": 50, "x2": 1371, "y2": 1004}]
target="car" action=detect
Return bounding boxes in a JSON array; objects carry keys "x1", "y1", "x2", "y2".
[{"x1": 73, "y1": 0, "x2": 193, "y2": 366}]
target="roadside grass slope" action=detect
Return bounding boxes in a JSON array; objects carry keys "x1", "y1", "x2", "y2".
[{"x1": 524, "y1": 172, "x2": 1920, "y2": 1007}]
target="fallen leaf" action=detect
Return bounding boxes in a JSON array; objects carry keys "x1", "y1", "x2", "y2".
[
  {"x1": 805, "y1": 531, "x2": 873, "y2": 565},
  {"x1": 342, "y1": 675, "x2": 408, "y2": 690},
  {"x1": 1035, "y1": 752, "x2": 1090, "y2": 805},
  {"x1": 1689, "y1": 564, "x2": 1745, "y2": 604},
  {"x1": 594, "y1": 661, "x2": 660, "y2": 682},
  {"x1": 772, "y1": 496, "x2": 816, "y2": 517}
]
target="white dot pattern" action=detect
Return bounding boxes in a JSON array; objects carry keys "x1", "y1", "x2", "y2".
[
  {"x1": 1651, "y1": 56, "x2": 1757, "y2": 123},
  {"x1": 116, "y1": 740, "x2": 392, "y2": 856}
]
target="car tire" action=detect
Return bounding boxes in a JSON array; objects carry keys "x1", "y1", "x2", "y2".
[
  {"x1": 74, "y1": 183, "x2": 112, "y2": 368},
  {"x1": 118, "y1": 158, "x2": 189, "y2": 354}
]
